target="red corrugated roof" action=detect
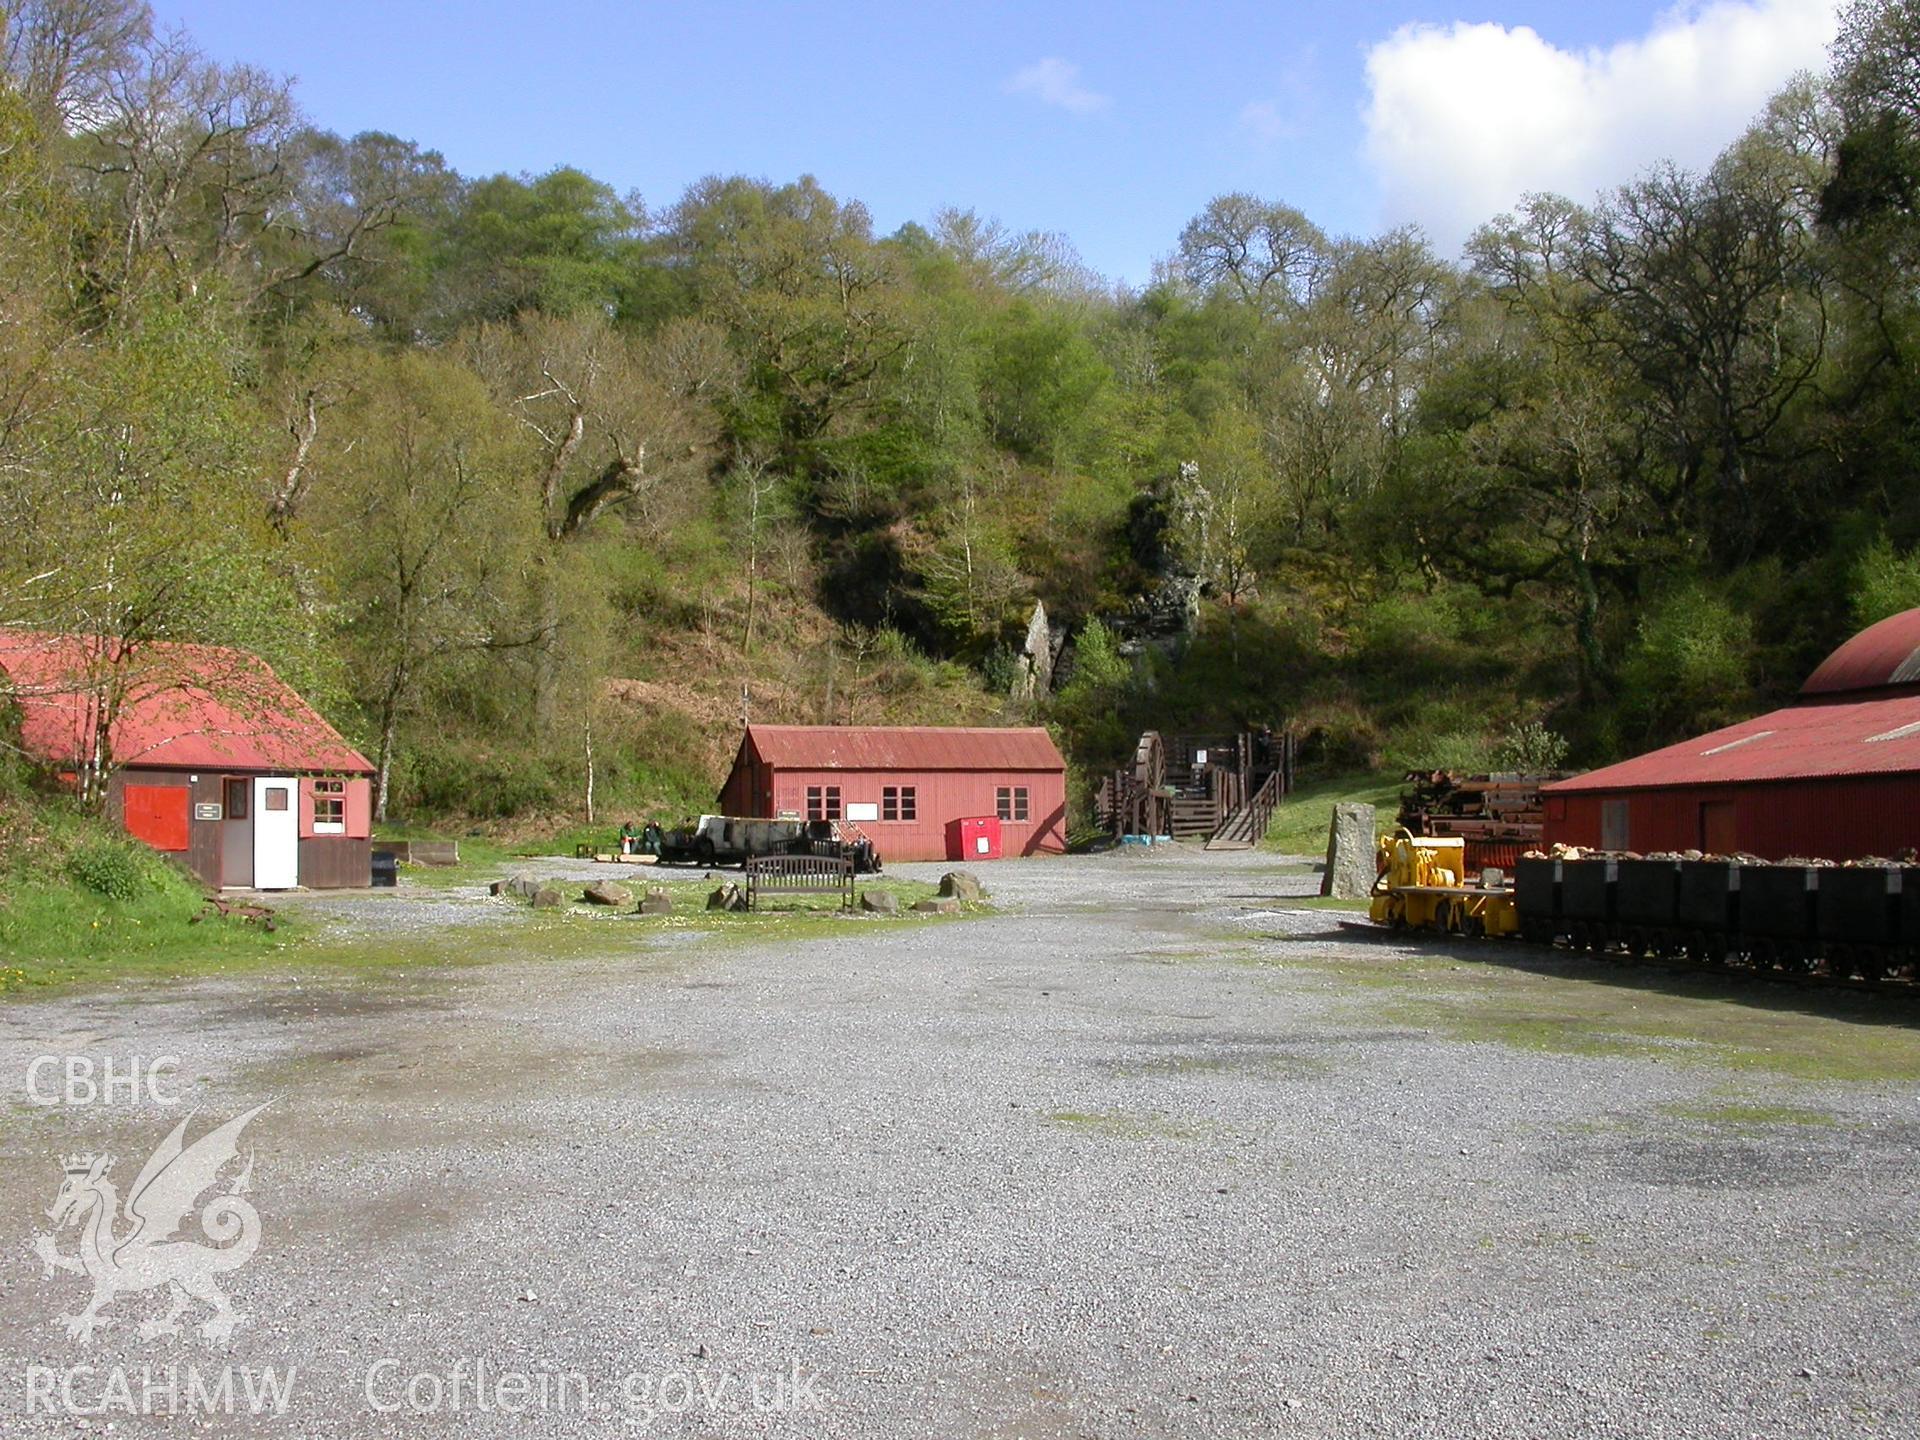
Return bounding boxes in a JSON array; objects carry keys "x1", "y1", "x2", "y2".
[
  {"x1": 747, "y1": 724, "x2": 1065, "y2": 772},
  {"x1": 1801, "y1": 606, "x2": 1920, "y2": 696},
  {"x1": 1547, "y1": 692, "x2": 1920, "y2": 793},
  {"x1": 0, "y1": 630, "x2": 373, "y2": 774}
]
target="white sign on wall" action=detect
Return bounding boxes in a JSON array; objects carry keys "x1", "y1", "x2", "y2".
[{"x1": 846, "y1": 802, "x2": 879, "y2": 822}]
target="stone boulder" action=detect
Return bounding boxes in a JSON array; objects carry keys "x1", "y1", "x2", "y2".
[
  {"x1": 636, "y1": 889, "x2": 674, "y2": 916},
  {"x1": 860, "y1": 890, "x2": 900, "y2": 915},
  {"x1": 583, "y1": 880, "x2": 634, "y2": 906},
  {"x1": 707, "y1": 882, "x2": 748, "y2": 912},
  {"x1": 531, "y1": 886, "x2": 564, "y2": 909},
  {"x1": 490, "y1": 873, "x2": 543, "y2": 899},
  {"x1": 937, "y1": 870, "x2": 986, "y2": 904},
  {"x1": 913, "y1": 896, "x2": 962, "y2": 915},
  {"x1": 1321, "y1": 802, "x2": 1378, "y2": 900}
]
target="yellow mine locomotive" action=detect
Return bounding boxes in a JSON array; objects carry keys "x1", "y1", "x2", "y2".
[{"x1": 1367, "y1": 830, "x2": 1520, "y2": 937}]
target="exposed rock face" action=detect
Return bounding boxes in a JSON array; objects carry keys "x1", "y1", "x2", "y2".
[
  {"x1": 1012, "y1": 601, "x2": 1055, "y2": 703},
  {"x1": 637, "y1": 889, "x2": 673, "y2": 915},
  {"x1": 938, "y1": 871, "x2": 986, "y2": 904},
  {"x1": 860, "y1": 890, "x2": 900, "y2": 915},
  {"x1": 1322, "y1": 803, "x2": 1379, "y2": 900},
  {"x1": 913, "y1": 896, "x2": 962, "y2": 915},
  {"x1": 583, "y1": 880, "x2": 634, "y2": 906}
]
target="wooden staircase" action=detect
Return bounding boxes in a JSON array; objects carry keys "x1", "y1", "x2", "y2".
[
  {"x1": 1205, "y1": 770, "x2": 1281, "y2": 851},
  {"x1": 1095, "y1": 728, "x2": 1295, "y2": 849}
]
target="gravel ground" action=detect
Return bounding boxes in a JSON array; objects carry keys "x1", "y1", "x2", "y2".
[{"x1": 0, "y1": 847, "x2": 1916, "y2": 1437}]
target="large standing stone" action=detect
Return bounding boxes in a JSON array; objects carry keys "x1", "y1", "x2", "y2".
[
  {"x1": 938, "y1": 870, "x2": 986, "y2": 904},
  {"x1": 636, "y1": 889, "x2": 674, "y2": 915},
  {"x1": 860, "y1": 890, "x2": 900, "y2": 915},
  {"x1": 1012, "y1": 601, "x2": 1055, "y2": 703},
  {"x1": 707, "y1": 883, "x2": 747, "y2": 912},
  {"x1": 583, "y1": 880, "x2": 634, "y2": 906},
  {"x1": 1321, "y1": 803, "x2": 1379, "y2": 899}
]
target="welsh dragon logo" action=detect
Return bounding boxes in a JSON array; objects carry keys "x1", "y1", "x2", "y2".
[{"x1": 31, "y1": 1103, "x2": 271, "y2": 1344}]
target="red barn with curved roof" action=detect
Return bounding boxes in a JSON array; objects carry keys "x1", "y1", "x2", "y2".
[
  {"x1": 0, "y1": 631, "x2": 374, "y2": 889},
  {"x1": 717, "y1": 724, "x2": 1067, "y2": 862},
  {"x1": 1543, "y1": 609, "x2": 1920, "y2": 860}
]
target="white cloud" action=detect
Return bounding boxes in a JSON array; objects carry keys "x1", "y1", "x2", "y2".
[
  {"x1": 1362, "y1": 0, "x2": 1841, "y2": 252},
  {"x1": 1006, "y1": 57, "x2": 1109, "y2": 115}
]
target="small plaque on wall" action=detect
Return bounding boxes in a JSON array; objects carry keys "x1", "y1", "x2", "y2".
[
  {"x1": 193, "y1": 803, "x2": 222, "y2": 821},
  {"x1": 846, "y1": 802, "x2": 879, "y2": 822}
]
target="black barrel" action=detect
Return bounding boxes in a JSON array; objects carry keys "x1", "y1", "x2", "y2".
[
  {"x1": 370, "y1": 849, "x2": 398, "y2": 889},
  {"x1": 1736, "y1": 864, "x2": 1815, "y2": 940},
  {"x1": 1615, "y1": 858, "x2": 1680, "y2": 928},
  {"x1": 1678, "y1": 860, "x2": 1736, "y2": 932}
]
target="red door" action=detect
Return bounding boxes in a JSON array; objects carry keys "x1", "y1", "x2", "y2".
[
  {"x1": 123, "y1": 785, "x2": 189, "y2": 852},
  {"x1": 1700, "y1": 801, "x2": 1737, "y2": 854}
]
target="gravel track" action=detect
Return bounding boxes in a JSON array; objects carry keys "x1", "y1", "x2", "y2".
[{"x1": 0, "y1": 848, "x2": 1915, "y2": 1437}]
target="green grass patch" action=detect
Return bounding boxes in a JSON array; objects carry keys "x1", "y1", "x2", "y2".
[
  {"x1": 1044, "y1": 1109, "x2": 1196, "y2": 1140},
  {"x1": 0, "y1": 804, "x2": 280, "y2": 992},
  {"x1": 1286, "y1": 950, "x2": 1920, "y2": 1083},
  {"x1": 1656, "y1": 1100, "x2": 1840, "y2": 1130},
  {"x1": 1262, "y1": 770, "x2": 1403, "y2": 856}
]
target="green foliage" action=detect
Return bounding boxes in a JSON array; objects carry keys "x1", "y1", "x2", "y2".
[
  {"x1": 1616, "y1": 586, "x2": 1756, "y2": 743},
  {"x1": 1849, "y1": 539, "x2": 1920, "y2": 628},
  {"x1": 1493, "y1": 720, "x2": 1572, "y2": 773},
  {"x1": 65, "y1": 839, "x2": 160, "y2": 902},
  {"x1": 10, "y1": 0, "x2": 1920, "y2": 858},
  {"x1": 1049, "y1": 620, "x2": 1134, "y2": 769}
]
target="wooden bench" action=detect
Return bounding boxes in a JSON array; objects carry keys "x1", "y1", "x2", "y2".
[{"x1": 744, "y1": 853, "x2": 854, "y2": 911}]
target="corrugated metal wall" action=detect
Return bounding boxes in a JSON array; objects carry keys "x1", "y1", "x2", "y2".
[
  {"x1": 1546, "y1": 775, "x2": 1920, "y2": 860},
  {"x1": 730, "y1": 766, "x2": 1067, "y2": 862}
]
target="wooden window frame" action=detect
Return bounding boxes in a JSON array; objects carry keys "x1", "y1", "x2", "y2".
[
  {"x1": 223, "y1": 776, "x2": 249, "y2": 821},
  {"x1": 806, "y1": 785, "x2": 843, "y2": 822},
  {"x1": 997, "y1": 786, "x2": 1029, "y2": 822},
  {"x1": 313, "y1": 777, "x2": 346, "y2": 835},
  {"x1": 882, "y1": 786, "x2": 917, "y2": 822}
]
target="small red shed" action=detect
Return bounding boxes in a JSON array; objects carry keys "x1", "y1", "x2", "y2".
[
  {"x1": 0, "y1": 630, "x2": 376, "y2": 889},
  {"x1": 1543, "y1": 608, "x2": 1920, "y2": 860},
  {"x1": 717, "y1": 725, "x2": 1067, "y2": 862}
]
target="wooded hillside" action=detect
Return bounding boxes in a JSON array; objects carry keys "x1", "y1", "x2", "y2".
[{"x1": 6, "y1": 0, "x2": 1920, "y2": 829}]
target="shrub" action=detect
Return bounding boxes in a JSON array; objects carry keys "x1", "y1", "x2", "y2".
[
  {"x1": 1492, "y1": 720, "x2": 1570, "y2": 773},
  {"x1": 1616, "y1": 584, "x2": 1754, "y2": 740},
  {"x1": 66, "y1": 840, "x2": 157, "y2": 902},
  {"x1": 1850, "y1": 540, "x2": 1920, "y2": 630}
]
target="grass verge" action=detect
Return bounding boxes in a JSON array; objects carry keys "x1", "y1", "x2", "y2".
[{"x1": 1262, "y1": 770, "x2": 1403, "y2": 856}]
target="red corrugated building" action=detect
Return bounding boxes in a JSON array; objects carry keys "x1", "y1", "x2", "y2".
[
  {"x1": 0, "y1": 631, "x2": 375, "y2": 889},
  {"x1": 1543, "y1": 608, "x2": 1920, "y2": 860},
  {"x1": 717, "y1": 725, "x2": 1068, "y2": 862}
]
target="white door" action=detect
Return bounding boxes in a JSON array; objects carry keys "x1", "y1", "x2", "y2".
[{"x1": 253, "y1": 777, "x2": 299, "y2": 889}]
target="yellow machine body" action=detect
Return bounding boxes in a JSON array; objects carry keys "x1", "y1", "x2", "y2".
[{"x1": 1368, "y1": 831, "x2": 1520, "y2": 938}]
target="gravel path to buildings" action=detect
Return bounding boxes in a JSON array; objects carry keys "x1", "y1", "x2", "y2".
[{"x1": 0, "y1": 848, "x2": 1915, "y2": 1437}]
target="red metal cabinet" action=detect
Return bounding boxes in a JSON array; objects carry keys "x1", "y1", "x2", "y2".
[{"x1": 946, "y1": 816, "x2": 1002, "y2": 861}]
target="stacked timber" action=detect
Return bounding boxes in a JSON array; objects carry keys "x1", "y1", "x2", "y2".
[{"x1": 1397, "y1": 771, "x2": 1567, "y2": 847}]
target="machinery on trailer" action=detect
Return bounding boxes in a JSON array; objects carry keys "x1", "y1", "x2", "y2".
[
  {"x1": 1367, "y1": 831, "x2": 1519, "y2": 937},
  {"x1": 657, "y1": 815, "x2": 881, "y2": 872}
]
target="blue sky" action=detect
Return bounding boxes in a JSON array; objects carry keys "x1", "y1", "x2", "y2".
[{"x1": 152, "y1": 1, "x2": 1842, "y2": 283}]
